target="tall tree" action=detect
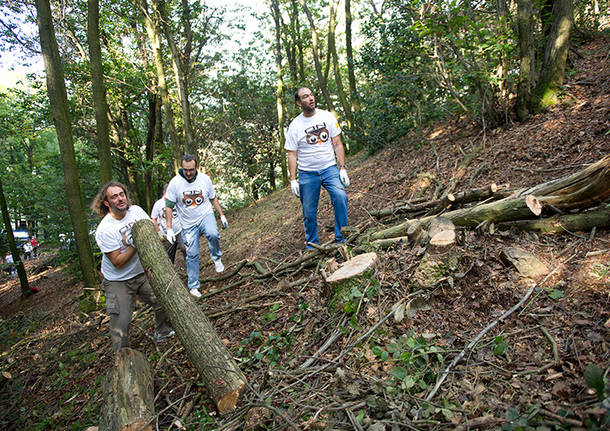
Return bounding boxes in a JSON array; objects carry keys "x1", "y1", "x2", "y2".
[
  {"x1": 533, "y1": 0, "x2": 574, "y2": 109},
  {"x1": 0, "y1": 177, "x2": 30, "y2": 298},
  {"x1": 137, "y1": 0, "x2": 182, "y2": 170},
  {"x1": 87, "y1": 0, "x2": 113, "y2": 184},
  {"x1": 298, "y1": 0, "x2": 336, "y2": 114},
  {"x1": 270, "y1": 0, "x2": 289, "y2": 185},
  {"x1": 344, "y1": 0, "x2": 360, "y2": 112},
  {"x1": 516, "y1": 0, "x2": 534, "y2": 121},
  {"x1": 35, "y1": 0, "x2": 99, "y2": 293},
  {"x1": 328, "y1": 0, "x2": 353, "y2": 130}
]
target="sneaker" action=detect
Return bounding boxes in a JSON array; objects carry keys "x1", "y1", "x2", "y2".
[
  {"x1": 154, "y1": 329, "x2": 175, "y2": 343},
  {"x1": 214, "y1": 259, "x2": 225, "y2": 273},
  {"x1": 189, "y1": 288, "x2": 202, "y2": 298}
]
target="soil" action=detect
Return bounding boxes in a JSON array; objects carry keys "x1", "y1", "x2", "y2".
[{"x1": 0, "y1": 37, "x2": 608, "y2": 430}]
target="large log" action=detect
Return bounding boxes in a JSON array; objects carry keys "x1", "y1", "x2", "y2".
[
  {"x1": 131, "y1": 220, "x2": 246, "y2": 414},
  {"x1": 498, "y1": 207, "x2": 610, "y2": 233},
  {"x1": 99, "y1": 348, "x2": 154, "y2": 431},
  {"x1": 370, "y1": 157, "x2": 610, "y2": 240}
]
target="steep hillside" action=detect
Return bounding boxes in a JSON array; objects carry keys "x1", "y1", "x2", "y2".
[{"x1": 0, "y1": 36, "x2": 608, "y2": 430}]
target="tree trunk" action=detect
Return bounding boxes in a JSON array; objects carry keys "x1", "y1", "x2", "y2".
[
  {"x1": 298, "y1": 0, "x2": 336, "y2": 114},
  {"x1": 270, "y1": 0, "x2": 289, "y2": 186},
  {"x1": 516, "y1": 0, "x2": 534, "y2": 121},
  {"x1": 87, "y1": 0, "x2": 113, "y2": 184},
  {"x1": 157, "y1": 0, "x2": 196, "y2": 155},
  {"x1": 328, "y1": 0, "x2": 353, "y2": 130},
  {"x1": 139, "y1": 0, "x2": 182, "y2": 171},
  {"x1": 99, "y1": 348, "x2": 155, "y2": 431},
  {"x1": 533, "y1": 0, "x2": 574, "y2": 109},
  {"x1": 131, "y1": 219, "x2": 247, "y2": 414},
  {"x1": 0, "y1": 177, "x2": 30, "y2": 298},
  {"x1": 498, "y1": 207, "x2": 610, "y2": 233},
  {"x1": 144, "y1": 93, "x2": 156, "y2": 213},
  {"x1": 35, "y1": 0, "x2": 99, "y2": 293},
  {"x1": 345, "y1": 0, "x2": 360, "y2": 112}
]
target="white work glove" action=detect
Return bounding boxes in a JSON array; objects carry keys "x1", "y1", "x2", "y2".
[
  {"x1": 290, "y1": 179, "x2": 300, "y2": 197},
  {"x1": 339, "y1": 168, "x2": 350, "y2": 187},
  {"x1": 166, "y1": 228, "x2": 176, "y2": 244},
  {"x1": 220, "y1": 215, "x2": 228, "y2": 229}
]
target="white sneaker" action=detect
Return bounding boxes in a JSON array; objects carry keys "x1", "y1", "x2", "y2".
[
  {"x1": 214, "y1": 259, "x2": 225, "y2": 273},
  {"x1": 189, "y1": 289, "x2": 202, "y2": 298}
]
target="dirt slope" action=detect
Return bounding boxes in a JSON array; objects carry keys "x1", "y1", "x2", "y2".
[{"x1": 0, "y1": 36, "x2": 608, "y2": 430}]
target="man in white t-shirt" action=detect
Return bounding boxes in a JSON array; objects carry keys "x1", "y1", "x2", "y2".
[
  {"x1": 285, "y1": 87, "x2": 350, "y2": 248},
  {"x1": 165, "y1": 154, "x2": 228, "y2": 297},
  {"x1": 151, "y1": 184, "x2": 186, "y2": 264},
  {"x1": 92, "y1": 181, "x2": 174, "y2": 352}
]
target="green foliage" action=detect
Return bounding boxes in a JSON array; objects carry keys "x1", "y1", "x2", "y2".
[
  {"x1": 493, "y1": 335, "x2": 508, "y2": 356},
  {"x1": 584, "y1": 364, "x2": 606, "y2": 400}
]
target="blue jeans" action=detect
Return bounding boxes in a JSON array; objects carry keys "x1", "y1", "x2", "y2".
[
  {"x1": 181, "y1": 212, "x2": 222, "y2": 291},
  {"x1": 299, "y1": 165, "x2": 348, "y2": 247}
]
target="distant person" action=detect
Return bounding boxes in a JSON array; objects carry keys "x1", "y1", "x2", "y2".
[
  {"x1": 165, "y1": 154, "x2": 228, "y2": 298},
  {"x1": 23, "y1": 241, "x2": 32, "y2": 261},
  {"x1": 5, "y1": 253, "x2": 16, "y2": 276},
  {"x1": 151, "y1": 184, "x2": 186, "y2": 264},
  {"x1": 285, "y1": 87, "x2": 350, "y2": 248},
  {"x1": 30, "y1": 236, "x2": 39, "y2": 258},
  {"x1": 58, "y1": 233, "x2": 67, "y2": 249},
  {"x1": 91, "y1": 181, "x2": 174, "y2": 353}
]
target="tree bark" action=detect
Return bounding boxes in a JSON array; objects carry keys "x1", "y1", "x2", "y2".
[
  {"x1": 533, "y1": 0, "x2": 574, "y2": 109},
  {"x1": 35, "y1": 0, "x2": 99, "y2": 293},
  {"x1": 270, "y1": 0, "x2": 289, "y2": 186},
  {"x1": 87, "y1": 0, "x2": 113, "y2": 184},
  {"x1": 138, "y1": 0, "x2": 182, "y2": 171},
  {"x1": 516, "y1": 0, "x2": 534, "y2": 121},
  {"x1": 99, "y1": 348, "x2": 154, "y2": 431},
  {"x1": 131, "y1": 219, "x2": 247, "y2": 414},
  {"x1": 298, "y1": 0, "x2": 336, "y2": 114},
  {"x1": 0, "y1": 176, "x2": 30, "y2": 298}
]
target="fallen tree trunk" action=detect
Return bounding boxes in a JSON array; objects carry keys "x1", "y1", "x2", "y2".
[
  {"x1": 370, "y1": 157, "x2": 610, "y2": 241},
  {"x1": 132, "y1": 220, "x2": 246, "y2": 414},
  {"x1": 99, "y1": 348, "x2": 154, "y2": 431},
  {"x1": 498, "y1": 207, "x2": 610, "y2": 233}
]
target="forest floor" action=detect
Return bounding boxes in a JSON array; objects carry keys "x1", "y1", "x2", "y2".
[{"x1": 0, "y1": 36, "x2": 608, "y2": 431}]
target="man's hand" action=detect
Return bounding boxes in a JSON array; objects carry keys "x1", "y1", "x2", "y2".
[
  {"x1": 290, "y1": 179, "x2": 300, "y2": 197},
  {"x1": 166, "y1": 228, "x2": 176, "y2": 244},
  {"x1": 220, "y1": 215, "x2": 228, "y2": 229},
  {"x1": 122, "y1": 231, "x2": 133, "y2": 247},
  {"x1": 157, "y1": 230, "x2": 165, "y2": 240},
  {"x1": 339, "y1": 169, "x2": 350, "y2": 187}
]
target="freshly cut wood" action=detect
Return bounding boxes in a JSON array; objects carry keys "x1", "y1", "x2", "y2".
[
  {"x1": 498, "y1": 207, "x2": 610, "y2": 233},
  {"x1": 370, "y1": 157, "x2": 610, "y2": 241},
  {"x1": 524, "y1": 195, "x2": 542, "y2": 216},
  {"x1": 501, "y1": 247, "x2": 549, "y2": 278},
  {"x1": 428, "y1": 217, "x2": 456, "y2": 246},
  {"x1": 429, "y1": 230, "x2": 456, "y2": 247},
  {"x1": 132, "y1": 220, "x2": 246, "y2": 414},
  {"x1": 99, "y1": 348, "x2": 154, "y2": 431},
  {"x1": 325, "y1": 252, "x2": 379, "y2": 283}
]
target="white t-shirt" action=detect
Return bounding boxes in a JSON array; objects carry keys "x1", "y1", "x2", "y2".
[
  {"x1": 151, "y1": 198, "x2": 182, "y2": 234},
  {"x1": 166, "y1": 172, "x2": 216, "y2": 229},
  {"x1": 285, "y1": 109, "x2": 341, "y2": 171},
  {"x1": 95, "y1": 205, "x2": 149, "y2": 281}
]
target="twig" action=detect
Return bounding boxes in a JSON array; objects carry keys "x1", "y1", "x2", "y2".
[
  {"x1": 200, "y1": 278, "x2": 247, "y2": 300},
  {"x1": 200, "y1": 259, "x2": 247, "y2": 282},
  {"x1": 299, "y1": 316, "x2": 348, "y2": 369},
  {"x1": 538, "y1": 409, "x2": 583, "y2": 427},
  {"x1": 345, "y1": 408, "x2": 365, "y2": 431},
  {"x1": 540, "y1": 326, "x2": 559, "y2": 364}
]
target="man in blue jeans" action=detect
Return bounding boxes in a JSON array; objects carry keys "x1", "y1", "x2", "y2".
[
  {"x1": 164, "y1": 154, "x2": 228, "y2": 297},
  {"x1": 285, "y1": 87, "x2": 350, "y2": 248}
]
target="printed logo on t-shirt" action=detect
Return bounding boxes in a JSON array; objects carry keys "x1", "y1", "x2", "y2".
[
  {"x1": 171, "y1": 208, "x2": 178, "y2": 218},
  {"x1": 183, "y1": 190, "x2": 204, "y2": 207},
  {"x1": 119, "y1": 223, "x2": 135, "y2": 247},
  {"x1": 305, "y1": 123, "x2": 330, "y2": 145}
]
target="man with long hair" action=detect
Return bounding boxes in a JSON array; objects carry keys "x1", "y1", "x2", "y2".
[{"x1": 91, "y1": 181, "x2": 174, "y2": 352}]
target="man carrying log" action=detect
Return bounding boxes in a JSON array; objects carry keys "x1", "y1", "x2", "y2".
[
  {"x1": 164, "y1": 154, "x2": 228, "y2": 298},
  {"x1": 151, "y1": 184, "x2": 186, "y2": 264},
  {"x1": 91, "y1": 181, "x2": 174, "y2": 352},
  {"x1": 286, "y1": 87, "x2": 350, "y2": 248}
]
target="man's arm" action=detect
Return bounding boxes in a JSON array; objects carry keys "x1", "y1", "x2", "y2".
[
  {"x1": 332, "y1": 135, "x2": 346, "y2": 168},
  {"x1": 164, "y1": 206, "x2": 173, "y2": 230},
  {"x1": 287, "y1": 150, "x2": 298, "y2": 180},
  {"x1": 210, "y1": 197, "x2": 224, "y2": 218},
  {"x1": 105, "y1": 247, "x2": 137, "y2": 269}
]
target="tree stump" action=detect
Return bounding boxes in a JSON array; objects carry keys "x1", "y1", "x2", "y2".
[
  {"x1": 99, "y1": 348, "x2": 154, "y2": 431},
  {"x1": 411, "y1": 217, "x2": 457, "y2": 290},
  {"x1": 131, "y1": 220, "x2": 246, "y2": 414},
  {"x1": 324, "y1": 252, "x2": 379, "y2": 312}
]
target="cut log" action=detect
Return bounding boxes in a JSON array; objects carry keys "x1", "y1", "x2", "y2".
[
  {"x1": 370, "y1": 236, "x2": 410, "y2": 250},
  {"x1": 370, "y1": 157, "x2": 610, "y2": 241},
  {"x1": 501, "y1": 247, "x2": 549, "y2": 279},
  {"x1": 99, "y1": 348, "x2": 154, "y2": 431},
  {"x1": 498, "y1": 207, "x2": 610, "y2": 233},
  {"x1": 132, "y1": 220, "x2": 246, "y2": 414}
]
